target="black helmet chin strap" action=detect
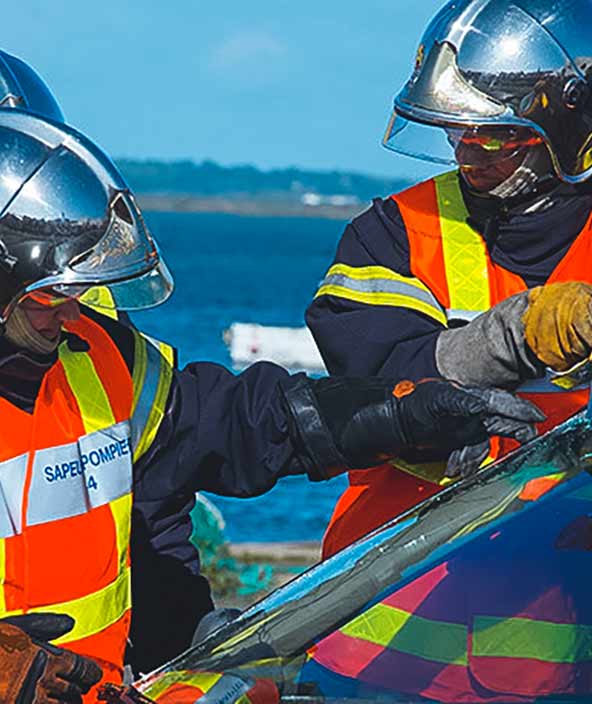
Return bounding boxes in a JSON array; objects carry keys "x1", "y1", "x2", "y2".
[
  {"x1": 487, "y1": 145, "x2": 554, "y2": 202},
  {"x1": 461, "y1": 171, "x2": 561, "y2": 253}
]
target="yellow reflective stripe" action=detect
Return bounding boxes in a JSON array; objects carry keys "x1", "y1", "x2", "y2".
[
  {"x1": 435, "y1": 172, "x2": 490, "y2": 313},
  {"x1": 341, "y1": 601, "x2": 468, "y2": 666},
  {"x1": 131, "y1": 330, "x2": 147, "y2": 416},
  {"x1": 58, "y1": 346, "x2": 116, "y2": 434},
  {"x1": 473, "y1": 615, "x2": 592, "y2": 663},
  {"x1": 110, "y1": 494, "x2": 132, "y2": 574},
  {"x1": 315, "y1": 264, "x2": 446, "y2": 325},
  {"x1": 144, "y1": 671, "x2": 222, "y2": 701},
  {"x1": 3, "y1": 566, "x2": 132, "y2": 645},
  {"x1": 0, "y1": 539, "x2": 5, "y2": 614},
  {"x1": 141, "y1": 339, "x2": 173, "y2": 453},
  {"x1": 79, "y1": 287, "x2": 119, "y2": 320},
  {"x1": 131, "y1": 334, "x2": 174, "y2": 462},
  {"x1": 159, "y1": 339, "x2": 174, "y2": 367}
]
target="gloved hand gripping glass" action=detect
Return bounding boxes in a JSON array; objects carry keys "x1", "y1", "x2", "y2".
[{"x1": 283, "y1": 377, "x2": 544, "y2": 482}]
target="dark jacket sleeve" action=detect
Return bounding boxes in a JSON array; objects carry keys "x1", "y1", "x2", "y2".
[
  {"x1": 306, "y1": 198, "x2": 444, "y2": 380},
  {"x1": 134, "y1": 361, "x2": 308, "y2": 502}
]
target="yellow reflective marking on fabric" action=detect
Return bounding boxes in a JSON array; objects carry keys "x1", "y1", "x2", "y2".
[
  {"x1": 341, "y1": 601, "x2": 468, "y2": 665},
  {"x1": 131, "y1": 334, "x2": 174, "y2": 462},
  {"x1": 321, "y1": 264, "x2": 437, "y2": 292},
  {"x1": 315, "y1": 264, "x2": 446, "y2": 325},
  {"x1": 4, "y1": 565, "x2": 132, "y2": 645},
  {"x1": 473, "y1": 615, "x2": 592, "y2": 663},
  {"x1": 135, "y1": 339, "x2": 172, "y2": 458},
  {"x1": 131, "y1": 330, "x2": 147, "y2": 416},
  {"x1": 316, "y1": 284, "x2": 447, "y2": 324},
  {"x1": 58, "y1": 345, "x2": 116, "y2": 434},
  {"x1": 144, "y1": 671, "x2": 222, "y2": 701},
  {"x1": 110, "y1": 493, "x2": 132, "y2": 574},
  {"x1": 160, "y1": 340, "x2": 174, "y2": 367},
  {"x1": 0, "y1": 539, "x2": 5, "y2": 614},
  {"x1": 435, "y1": 172, "x2": 490, "y2": 313},
  {"x1": 79, "y1": 287, "x2": 119, "y2": 320}
]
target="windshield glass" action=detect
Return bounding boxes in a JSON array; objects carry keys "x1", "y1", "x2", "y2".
[{"x1": 136, "y1": 411, "x2": 592, "y2": 703}]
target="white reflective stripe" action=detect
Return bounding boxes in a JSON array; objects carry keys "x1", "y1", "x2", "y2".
[
  {"x1": 27, "y1": 421, "x2": 133, "y2": 527},
  {"x1": 0, "y1": 454, "x2": 27, "y2": 538},
  {"x1": 446, "y1": 308, "x2": 484, "y2": 322}
]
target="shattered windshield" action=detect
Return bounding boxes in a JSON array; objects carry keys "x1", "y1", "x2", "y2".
[{"x1": 135, "y1": 411, "x2": 592, "y2": 703}]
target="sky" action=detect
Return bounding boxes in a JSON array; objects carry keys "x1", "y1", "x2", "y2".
[{"x1": 2, "y1": 0, "x2": 446, "y2": 178}]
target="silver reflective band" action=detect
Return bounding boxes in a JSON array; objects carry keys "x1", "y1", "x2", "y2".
[
  {"x1": 131, "y1": 335, "x2": 166, "y2": 459},
  {"x1": 0, "y1": 454, "x2": 27, "y2": 538},
  {"x1": 321, "y1": 271, "x2": 443, "y2": 311},
  {"x1": 27, "y1": 421, "x2": 133, "y2": 527},
  {"x1": 446, "y1": 309, "x2": 484, "y2": 323}
]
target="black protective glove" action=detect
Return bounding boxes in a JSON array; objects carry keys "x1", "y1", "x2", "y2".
[
  {"x1": 0, "y1": 613, "x2": 102, "y2": 703},
  {"x1": 283, "y1": 377, "x2": 545, "y2": 480}
]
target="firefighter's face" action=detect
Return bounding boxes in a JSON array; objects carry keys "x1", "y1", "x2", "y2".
[
  {"x1": 448, "y1": 126, "x2": 544, "y2": 192},
  {"x1": 20, "y1": 295, "x2": 80, "y2": 340}
]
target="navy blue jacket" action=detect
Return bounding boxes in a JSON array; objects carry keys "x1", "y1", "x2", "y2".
[{"x1": 306, "y1": 174, "x2": 592, "y2": 380}]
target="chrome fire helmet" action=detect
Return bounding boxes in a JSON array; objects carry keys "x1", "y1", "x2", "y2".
[
  {"x1": 0, "y1": 111, "x2": 173, "y2": 325},
  {"x1": 383, "y1": 0, "x2": 592, "y2": 183},
  {"x1": 0, "y1": 50, "x2": 64, "y2": 122}
]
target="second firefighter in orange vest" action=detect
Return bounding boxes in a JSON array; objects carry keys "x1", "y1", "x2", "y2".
[{"x1": 307, "y1": 0, "x2": 592, "y2": 699}]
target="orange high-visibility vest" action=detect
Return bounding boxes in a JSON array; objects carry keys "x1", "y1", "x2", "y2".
[
  {"x1": 323, "y1": 171, "x2": 592, "y2": 559},
  {"x1": 0, "y1": 310, "x2": 173, "y2": 702}
]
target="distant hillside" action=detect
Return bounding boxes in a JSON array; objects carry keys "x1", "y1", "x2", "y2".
[{"x1": 116, "y1": 158, "x2": 410, "y2": 203}]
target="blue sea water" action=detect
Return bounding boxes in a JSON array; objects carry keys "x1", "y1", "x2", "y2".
[{"x1": 132, "y1": 211, "x2": 349, "y2": 543}]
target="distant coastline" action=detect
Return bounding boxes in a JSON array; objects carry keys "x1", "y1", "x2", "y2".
[
  {"x1": 119, "y1": 158, "x2": 410, "y2": 219},
  {"x1": 136, "y1": 193, "x2": 364, "y2": 219}
]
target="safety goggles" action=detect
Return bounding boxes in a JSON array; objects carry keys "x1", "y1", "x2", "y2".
[
  {"x1": 447, "y1": 128, "x2": 543, "y2": 153},
  {"x1": 446, "y1": 127, "x2": 544, "y2": 169},
  {"x1": 23, "y1": 286, "x2": 89, "y2": 308}
]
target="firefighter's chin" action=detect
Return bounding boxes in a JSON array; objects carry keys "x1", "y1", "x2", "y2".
[{"x1": 460, "y1": 165, "x2": 509, "y2": 193}]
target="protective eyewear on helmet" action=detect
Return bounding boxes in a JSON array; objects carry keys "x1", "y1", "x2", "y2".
[
  {"x1": 386, "y1": 0, "x2": 592, "y2": 182},
  {"x1": 447, "y1": 128, "x2": 543, "y2": 154},
  {"x1": 24, "y1": 286, "x2": 88, "y2": 308}
]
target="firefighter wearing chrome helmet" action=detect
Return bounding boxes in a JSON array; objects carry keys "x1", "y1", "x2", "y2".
[
  {"x1": 0, "y1": 109, "x2": 542, "y2": 702},
  {"x1": 307, "y1": 0, "x2": 592, "y2": 699},
  {"x1": 0, "y1": 49, "x2": 223, "y2": 685}
]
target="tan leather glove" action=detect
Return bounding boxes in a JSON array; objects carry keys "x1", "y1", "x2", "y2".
[
  {"x1": 0, "y1": 613, "x2": 102, "y2": 703},
  {"x1": 523, "y1": 281, "x2": 592, "y2": 372}
]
